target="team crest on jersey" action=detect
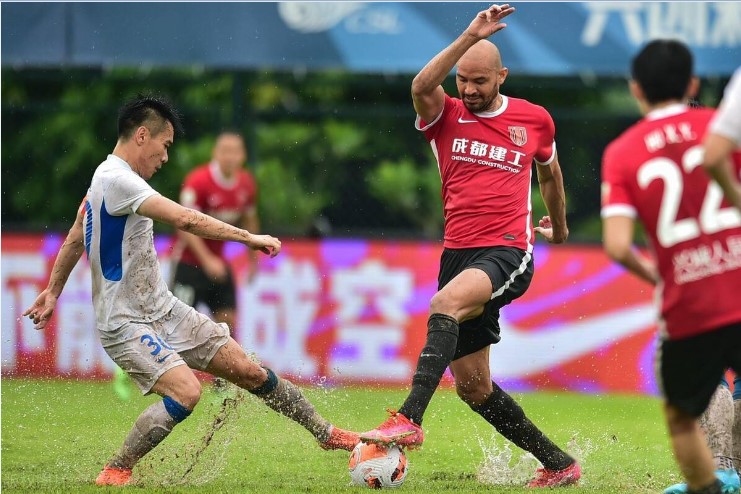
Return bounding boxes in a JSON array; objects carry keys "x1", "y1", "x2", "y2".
[{"x1": 509, "y1": 126, "x2": 527, "y2": 146}]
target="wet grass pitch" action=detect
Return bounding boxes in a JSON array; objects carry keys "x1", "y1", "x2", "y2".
[{"x1": 2, "y1": 379, "x2": 679, "y2": 492}]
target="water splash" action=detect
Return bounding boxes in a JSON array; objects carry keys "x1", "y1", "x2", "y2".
[
  {"x1": 476, "y1": 431, "x2": 595, "y2": 486},
  {"x1": 476, "y1": 434, "x2": 539, "y2": 486}
]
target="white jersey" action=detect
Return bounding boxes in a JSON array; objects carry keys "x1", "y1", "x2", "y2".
[
  {"x1": 83, "y1": 154, "x2": 177, "y2": 332},
  {"x1": 709, "y1": 66, "x2": 741, "y2": 145}
]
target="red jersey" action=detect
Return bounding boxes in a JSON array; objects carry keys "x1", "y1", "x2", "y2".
[
  {"x1": 417, "y1": 94, "x2": 557, "y2": 252},
  {"x1": 179, "y1": 162, "x2": 257, "y2": 266},
  {"x1": 601, "y1": 104, "x2": 741, "y2": 340}
]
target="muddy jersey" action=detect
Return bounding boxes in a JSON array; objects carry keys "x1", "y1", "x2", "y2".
[
  {"x1": 417, "y1": 93, "x2": 557, "y2": 252},
  {"x1": 601, "y1": 104, "x2": 741, "y2": 340},
  {"x1": 83, "y1": 154, "x2": 177, "y2": 332}
]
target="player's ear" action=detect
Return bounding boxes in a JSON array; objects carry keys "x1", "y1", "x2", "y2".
[
  {"x1": 498, "y1": 67, "x2": 508, "y2": 85},
  {"x1": 628, "y1": 80, "x2": 650, "y2": 115},
  {"x1": 134, "y1": 126, "x2": 148, "y2": 146},
  {"x1": 628, "y1": 80, "x2": 643, "y2": 102}
]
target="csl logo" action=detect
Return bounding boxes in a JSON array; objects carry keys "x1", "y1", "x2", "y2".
[{"x1": 278, "y1": 2, "x2": 402, "y2": 34}]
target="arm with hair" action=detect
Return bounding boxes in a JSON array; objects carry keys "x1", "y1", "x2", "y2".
[
  {"x1": 23, "y1": 206, "x2": 86, "y2": 329},
  {"x1": 138, "y1": 194, "x2": 280, "y2": 256},
  {"x1": 177, "y1": 230, "x2": 228, "y2": 281},
  {"x1": 412, "y1": 4, "x2": 514, "y2": 123},
  {"x1": 241, "y1": 206, "x2": 260, "y2": 282},
  {"x1": 175, "y1": 180, "x2": 226, "y2": 280}
]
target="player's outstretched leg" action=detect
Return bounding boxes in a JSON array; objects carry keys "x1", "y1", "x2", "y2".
[
  {"x1": 250, "y1": 367, "x2": 361, "y2": 451},
  {"x1": 360, "y1": 313, "x2": 459, "y2": 448},
  {"x1": 96, "y1": 366, "x2": 200, "y2": 486},
  {"x1": 207, "y1": 339, "x2": 360, "y2": 452}
]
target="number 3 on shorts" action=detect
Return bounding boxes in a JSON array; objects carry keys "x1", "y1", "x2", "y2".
[{"x1": 140, "y1": 334, "x2": 175, "y2": 357}]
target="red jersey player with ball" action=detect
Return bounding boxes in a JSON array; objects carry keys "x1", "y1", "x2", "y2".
[
  {"x1": 601, "y1": 40, "x2": 741, "y2": 494},
  {"x1": 361, "y1": 4, "x2": 580, "y2": 488}
]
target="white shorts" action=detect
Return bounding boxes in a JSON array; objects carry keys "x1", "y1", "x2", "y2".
[{"x1": 100, "y1": 299, "x2": 230, "y2": 394}]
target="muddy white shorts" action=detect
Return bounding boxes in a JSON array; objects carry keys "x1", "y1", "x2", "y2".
[{"x1": 100, "y1": 299, "x2": 230, "y2": 394}]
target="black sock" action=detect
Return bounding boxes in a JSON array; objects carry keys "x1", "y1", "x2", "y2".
[
  {"x1": 472, "y1": 381, "x2": 574, "y2": 471},
  {"x1": 687, "y1": 479, "x2": 722, "y2": 494},
  {"x1": 398, "y1": 313, "x2": 459, "y2": 425}
]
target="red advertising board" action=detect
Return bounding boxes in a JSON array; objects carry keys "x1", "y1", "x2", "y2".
[{"x1": 1, "y1": 233, "x2": 659, "y2": 394}]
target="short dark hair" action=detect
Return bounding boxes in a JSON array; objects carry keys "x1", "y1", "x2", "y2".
[
  {"x1": 631, "y1": 40, "x2": 693, "y2": 105},
  {"x1": 117, "y1": 93, "x2": 184, "y2": 140}
]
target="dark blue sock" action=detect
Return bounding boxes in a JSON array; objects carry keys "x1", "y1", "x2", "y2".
[{"x1": 163, "y1": 396, "x2": 191, "y2": 423}]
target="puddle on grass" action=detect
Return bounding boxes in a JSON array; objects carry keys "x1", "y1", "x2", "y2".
[{"x1": 476, "y1": 432, "x2": 596, "y2": 486}]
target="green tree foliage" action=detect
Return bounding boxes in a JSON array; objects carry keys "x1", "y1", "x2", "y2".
[
  {"x1": 4, "y1": 68, "x2": 725, "y2": 239},
  {"x1": 367, "y1": 158, "x2": 443, "y2": 238}
]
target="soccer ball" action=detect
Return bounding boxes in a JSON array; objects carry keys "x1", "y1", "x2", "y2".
[{"x1": 348, "y1": 442, "x2": 408, "y2": 489}]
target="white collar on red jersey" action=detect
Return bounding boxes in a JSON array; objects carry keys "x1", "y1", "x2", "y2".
[
  {"x1": 646, "y1": 103, "x2": 688, "y2": 121},
  {"x1": 209, "y1": 161, "x2": 239, "y2": 189},
  {"x1": 474, "y1": 94, "x2": 509, "y2": 118}
]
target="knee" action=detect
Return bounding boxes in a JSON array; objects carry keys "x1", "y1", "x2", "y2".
[
  {"x1": 430, "y1": 292, "x2": 459, "y2": 319},
  {"x1": 175, "y1": 378, "x2": 202, "y2": 410},
  {"x1": 456, "y1": 379, "x2": 493, "y2": 408}
]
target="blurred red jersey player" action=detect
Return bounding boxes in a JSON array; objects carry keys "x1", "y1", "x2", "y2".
[
  {"x1": 172, "y1": 131, "x2": 260, "y2": 335},
  {"x1": 601, "y1": 40, "x2": 741, "y2": 494}
]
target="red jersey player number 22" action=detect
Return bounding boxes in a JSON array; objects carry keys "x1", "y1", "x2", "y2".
[
  {"x1": 602, "y1": 106, "x2": 741, "y2": 339},
  {"x1": 637, "y1": 144, "x2": 737, "y2": 250}
]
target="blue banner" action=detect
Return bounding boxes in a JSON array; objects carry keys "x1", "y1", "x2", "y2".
[{"x1": 3, "y1": 2, "x2": 740, "y2": 76}]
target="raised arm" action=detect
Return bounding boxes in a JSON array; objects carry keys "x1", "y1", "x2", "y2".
[
  {"x1": 137, "y1": 194, "x2": 280, "y2": 256},
  {"x1": 23, "y1": 205, "x2": 86, "y2": 329},
  {"x1": 411, "y1": 4, "x2": 514, "y2": 123},
  {"x1": 534, "y1": 155, "x2": 569, "y2": 244}
]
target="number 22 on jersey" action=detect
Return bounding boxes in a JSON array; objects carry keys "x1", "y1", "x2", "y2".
[{"x1": 638, "y1": 145, "x2": 741, "y2": 248}]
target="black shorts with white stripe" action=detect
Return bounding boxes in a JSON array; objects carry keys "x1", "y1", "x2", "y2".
[{"x1": 437, "y1": 246, "x2": 534, "y2": 361}]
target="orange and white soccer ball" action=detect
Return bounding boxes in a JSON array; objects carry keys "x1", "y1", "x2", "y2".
[{"x1": 348, "y1": 442, "x2": 408, "y2": 489}]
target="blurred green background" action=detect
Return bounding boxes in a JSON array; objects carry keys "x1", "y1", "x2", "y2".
[{"x1": 2, "y1": 68, "x2": 729, "y2": 240}]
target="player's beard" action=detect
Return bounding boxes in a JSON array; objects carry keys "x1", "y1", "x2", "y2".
[{"x1": 462, "y1": 89, "x2": 500, "y2": 113}]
